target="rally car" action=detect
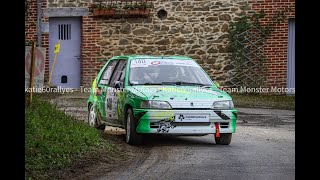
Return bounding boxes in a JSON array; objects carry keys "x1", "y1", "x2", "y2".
[{"x1": 87, "y1": 55, "x2": 237, "y2": 145}]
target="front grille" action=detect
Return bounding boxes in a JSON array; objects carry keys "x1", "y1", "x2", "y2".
[{"x1": 169, "y1": 101, "x2": 213, "y2": 109}]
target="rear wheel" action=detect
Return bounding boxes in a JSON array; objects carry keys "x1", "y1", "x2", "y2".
[
  {"x1": 215, "y1": 133, "x2": 232, "y2": 145},
  {"x1": 125, "y1": 108, "x2": 143, "y2": 145}
]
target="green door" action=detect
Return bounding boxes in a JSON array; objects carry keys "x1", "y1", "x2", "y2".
[
  {"x1": 97, "y1": 59, "x2": 127, "y2": 126},
  {"x1": 107, "y1": 60, "x2": 127, "y2": 125}
]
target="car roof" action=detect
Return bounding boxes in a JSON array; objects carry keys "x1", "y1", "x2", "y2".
[{"x1": 110, "y1": 55, "x2": 193, "y2": 60}]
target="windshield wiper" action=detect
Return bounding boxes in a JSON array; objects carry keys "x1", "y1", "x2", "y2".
[{"x1": 161, "y1": 81, "x2": 209, "y2": 86}]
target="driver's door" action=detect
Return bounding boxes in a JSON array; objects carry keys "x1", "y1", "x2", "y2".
[
  {"x1": 97, "y1": 60, "x2": 118, "y2": 124},
  {"x1": 107, "y1": 59, "x2": 127, "y2": 126}
]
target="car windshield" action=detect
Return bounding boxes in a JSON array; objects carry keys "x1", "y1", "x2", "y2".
[{"x1": 129, "y1": 59, "x2": 213, "y2": 86}]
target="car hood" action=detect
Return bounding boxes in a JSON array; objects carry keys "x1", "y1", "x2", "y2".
[{"x1": 129, "y1": 85, "x2": 232, "y2": 109}]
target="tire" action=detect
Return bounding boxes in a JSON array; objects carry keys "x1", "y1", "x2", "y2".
[
  {"x1": 215, "y1": 133, "x2": 232, "y2": 145},
  {"x1": 125, "y1": 108, "x2": 143, "y2": 145},
  {"x1": 88, "y1": 103, "x2": 99, "y2": 128}
]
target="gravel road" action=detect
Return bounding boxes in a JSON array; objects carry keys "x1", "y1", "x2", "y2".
[
  {"x1": 97, "y1": 108, "x2": 295, "y2": 180},
  {"x1": 47, "y1": 93, "x2": 295, "y2": 180}
]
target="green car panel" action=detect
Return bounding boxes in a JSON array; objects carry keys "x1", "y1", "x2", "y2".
[{"x1": 87, "y1": 55, "x2": 237, "y2": 136}]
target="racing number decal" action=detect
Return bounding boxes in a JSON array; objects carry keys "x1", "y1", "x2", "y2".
[{"x1": 135, "y1": 59, "x2": 146, "y2": 64}]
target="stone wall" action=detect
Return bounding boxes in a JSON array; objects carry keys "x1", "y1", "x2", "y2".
[
  {"x1": 48, "y1": 0, "x2": 249, "y2": 86},
  {"x1": 25, "y1": 0, "x2": 295, "y2": 88}
]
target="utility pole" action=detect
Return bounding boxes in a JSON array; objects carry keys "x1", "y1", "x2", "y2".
[{"x1": 37, "y1": 0, "x2": 42, "y2": 47}]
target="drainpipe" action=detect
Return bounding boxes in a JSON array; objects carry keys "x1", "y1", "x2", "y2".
[{"x1": 37, "y1": 0, "x2": 42, "y2": 47}]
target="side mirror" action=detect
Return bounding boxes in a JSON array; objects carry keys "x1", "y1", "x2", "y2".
[
  {"x1": 213, "y1": 81, "x2": 220, "y2": 88},
  {"x1": 95, "y1": 85, "x2": 103, "y2": 96}
]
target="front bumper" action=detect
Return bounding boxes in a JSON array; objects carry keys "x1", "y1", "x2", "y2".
[{"x1": 133, "y1": 108, "x2": 237, "y2": 134}]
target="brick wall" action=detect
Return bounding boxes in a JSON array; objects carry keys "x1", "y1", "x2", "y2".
[
  {"x1": 248, "y1": 0, "x2": 295, "y2": 87},
  {"x1": 81, "y1": 15, "x2": 104, "y2": 86},
  {"x1": 25, "y1": 0, "x2": 38, "y2": 42},
  {"x1": 25, "y1": 0, "x2": 49, "y2": 80}
]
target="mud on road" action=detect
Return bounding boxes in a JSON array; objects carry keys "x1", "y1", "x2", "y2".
[{"x1": 45, "y1": 93, "x2": 295, "y2": 180}]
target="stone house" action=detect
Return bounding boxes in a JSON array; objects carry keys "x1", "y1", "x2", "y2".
[{"x1": 25, "y1": 0, "x2": 295, "y2": 89}]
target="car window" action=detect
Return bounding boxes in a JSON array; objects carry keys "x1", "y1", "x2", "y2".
[
  {"x1": 109, "y1": 60, "x2": 127, "y2": 87},
  {"x1": 177, "y1": 66, "x2": 197, "y2": 82},
  {"x1": 129, "y1": 59, "x2": 212, "y2": 86},
  {"x1": 100, "y1": 60, "x2": 118, "y2": 85}
]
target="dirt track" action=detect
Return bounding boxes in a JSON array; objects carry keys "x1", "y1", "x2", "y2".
[
  {"x1": 97, "y1": 127, "x2": 294, "y2": 180},
  {"x1": 47, "y1": 93, "x2": 295, "y2": 180}
]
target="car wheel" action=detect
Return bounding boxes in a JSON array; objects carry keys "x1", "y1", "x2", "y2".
[
  {"x1": 215, "y1": 133, "x2": 232, "y2": 145},
  {"x1": 88, "y1": 103, "x2": 98, "y2": 128},
  {"x1": 125, "y1": 108, "x2": 143, "y2": 145}
]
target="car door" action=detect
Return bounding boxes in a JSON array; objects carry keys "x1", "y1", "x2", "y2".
[
  {"x1": 97, "y1": 60, "x2": 118, "y2": 124},
  {"x1": 108, "y1": 59, "x2": 127, "y2": 125}
]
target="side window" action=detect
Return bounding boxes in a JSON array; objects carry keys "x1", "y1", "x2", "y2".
[
  {"x1": 100, "y1": 60, "x2": 118, "y2": 85},
  {"x1": 109, "y1": 60, "x2": 127, "y2": 87}
]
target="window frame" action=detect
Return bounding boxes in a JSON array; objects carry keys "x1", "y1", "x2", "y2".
[
  {"x1": 108, "y1": 59, "x2": 127, "y2": 88},
  {"x1": 99, "y1": 60, "x2": 118, "y2": 86}
]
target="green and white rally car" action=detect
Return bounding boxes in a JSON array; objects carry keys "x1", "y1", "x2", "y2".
[{"x1": 87, "y1": 55, "x2": 237, "y2": 145}]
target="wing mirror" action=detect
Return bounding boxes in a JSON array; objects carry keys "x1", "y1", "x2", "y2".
[
  {"x1": 95, "y1": 85, "x2": 103, "y2": 96},
  {"x1": 213, "y1": 81, "x2": 220, "y2": 88}
]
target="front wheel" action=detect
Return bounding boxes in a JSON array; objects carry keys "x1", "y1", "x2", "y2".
[
  {"x1": 125, "y1": 108, "x2": 143, "y2": 145},
  {"x1": 215, "y1": 133, "x2": 232, "y2": 145}
]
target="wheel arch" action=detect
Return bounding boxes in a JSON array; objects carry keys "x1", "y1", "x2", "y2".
[{"x1": 124, "y1": 104, "x2": 133, "y2": 119}]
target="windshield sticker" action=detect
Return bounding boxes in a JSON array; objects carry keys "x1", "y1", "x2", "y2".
[
  {"x1": 151, "y1": 61, "x2": 161, "y2": 65},
  {"x1": 130, "y1": 59, "x2": 149, "y2": 68},
  {"x1": 131, "y1": 59, "x2": 199, "y2": 68}
]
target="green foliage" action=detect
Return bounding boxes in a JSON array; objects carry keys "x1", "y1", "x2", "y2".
[
  {"x1": 140, "y1": 2, "x2": 148, "y2": 9},
  {"x1": 25, "y1": 96, "x2": 112, "y2": 179},
  {"x1": 122, "y1": 4, "x2": 131, "y2": 10},
  {"x1": 132, "y1": 2, "x2": 140, "y2": 9},
  {"x1": 25, "y1": 41, "x2": 33, "y2": 46},
  {"x1": 148, "y1": 2, "x2": 154, "y2": 9},
  {"x1": 228, "y1": 7, "x2": 292, "y2": 88},
  {"x1": 106, "y1": 4, "x2": 117, "y2": 10},
  {"x1": 123, "y1": 4, "x2": 135, "y2": 10},
  {"x1": 231, "y1": 93, "x2": 295, "y2": 110}
]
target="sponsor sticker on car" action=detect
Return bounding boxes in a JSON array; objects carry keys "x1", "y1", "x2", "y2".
[
  {"x1": 174, "y1": 114, "x2": 210, "y2": 122},
  {"x1": 131, "y1": 59, "x2": 199, "y2": 68}
]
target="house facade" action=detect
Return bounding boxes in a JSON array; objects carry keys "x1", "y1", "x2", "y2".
[{"x1": 25, "y1": 0, "x2": 295, "y2": 90}]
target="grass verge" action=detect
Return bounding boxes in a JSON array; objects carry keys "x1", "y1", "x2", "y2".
[
  {"x1": 25, "y1": 96, "x2": 114, "y2": 179},
  {"x1": 231, "y1": 93, "x2": 295, "y2": 110}
]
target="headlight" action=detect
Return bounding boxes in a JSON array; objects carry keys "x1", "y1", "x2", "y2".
[
  {"x1": 140, "y1": 101, "x2": 172, "y2": 109},
  {"x1": 212, "y1": 100, "x2": 234, "y2": 109}
]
